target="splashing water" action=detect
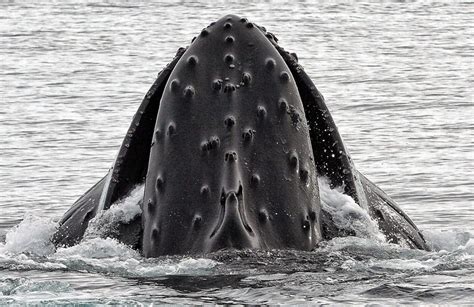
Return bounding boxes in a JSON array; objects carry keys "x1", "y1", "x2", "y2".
[
  {"x1": 0, "y1": 179, "x2": 472, "y2": 304},
  {"x1": 84, "y1": 184, "x2": 143, "y2": 240},
  {"x1": 318, "y1": 177, "x2": 386, "y2": 242},
  {"x1": 1, "y1": 215, "x2": 57, "y2": 257}
]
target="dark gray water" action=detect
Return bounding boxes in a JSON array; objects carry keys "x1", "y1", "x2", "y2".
[{"x1": 0, "y1": 1, "x2": 472, "y2": 304}]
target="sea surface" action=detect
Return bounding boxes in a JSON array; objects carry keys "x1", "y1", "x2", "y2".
[{"x1": 0, "y1": 1, "x2": 472, "y2": 305}]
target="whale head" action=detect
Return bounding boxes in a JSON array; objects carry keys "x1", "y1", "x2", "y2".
[
  {"x1": 52, "y1": 14, "x2": 432, "y2": 256},
  {"x1": 142, "y1": 15, "x2": 322, "y2": 256}
]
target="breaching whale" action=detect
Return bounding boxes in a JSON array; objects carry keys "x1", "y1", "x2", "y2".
[{"x1": 52, "y1": 15, "x2": 430, "y2": 256}]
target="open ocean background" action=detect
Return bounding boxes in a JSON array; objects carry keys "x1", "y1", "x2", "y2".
[{"x1": 0, "y1": 1, "x2": 472, "y2": 304}]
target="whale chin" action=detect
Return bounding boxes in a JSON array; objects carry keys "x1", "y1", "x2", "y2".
[{"x1": 52, "y1": 14, "x2": 431, "y2": 256}]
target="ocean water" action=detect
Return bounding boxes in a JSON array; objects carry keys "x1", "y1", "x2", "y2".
[{"x1": 0, "y1": 1, "x2": 472, "y2": 304}]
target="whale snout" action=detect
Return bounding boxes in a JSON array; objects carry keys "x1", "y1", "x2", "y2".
[{"x1": 206, "y1": 188, "x2": 259, "y2": 252}]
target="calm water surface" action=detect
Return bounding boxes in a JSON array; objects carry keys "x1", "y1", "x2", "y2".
[{"x1": 0, "y1": 1, "x2": 472, "y2": 305}]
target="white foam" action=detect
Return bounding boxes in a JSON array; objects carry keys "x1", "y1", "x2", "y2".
[
  {"x1": 54, "y1": 237, "x2": 140, "y2": 260},
  {"x1": 84, "y1": 184, "x2": 143, "y2": 239},
  {"x1": 1, "y1": 215, "x2": 57, "y2": 257},
  {"x1": 52, "y1": 237, "x2": 218, "y2": 277},
  {"x1": 423, "y1": 229, "x2": 472, "y2": 254},
  {"x1": 318, "y1": 177, "x2": 385, "y2": 242}
]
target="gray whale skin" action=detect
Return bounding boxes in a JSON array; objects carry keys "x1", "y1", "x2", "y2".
[{"x1": 52, "y1": 15, "x2": 430, "y2": 256}]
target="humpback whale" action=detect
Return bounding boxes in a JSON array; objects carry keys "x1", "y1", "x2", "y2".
[{"x1": 52, "y1": 15, "x2": 430, "y2": 256}]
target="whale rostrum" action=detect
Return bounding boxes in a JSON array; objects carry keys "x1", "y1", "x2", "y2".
[{"x1": 52, "y1": 15, "x2": 430, "y2": 256}]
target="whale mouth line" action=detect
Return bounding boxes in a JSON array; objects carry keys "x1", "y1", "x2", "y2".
[{"x1": 209, "y1": 183, "x2": 252, "y2": 239}]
